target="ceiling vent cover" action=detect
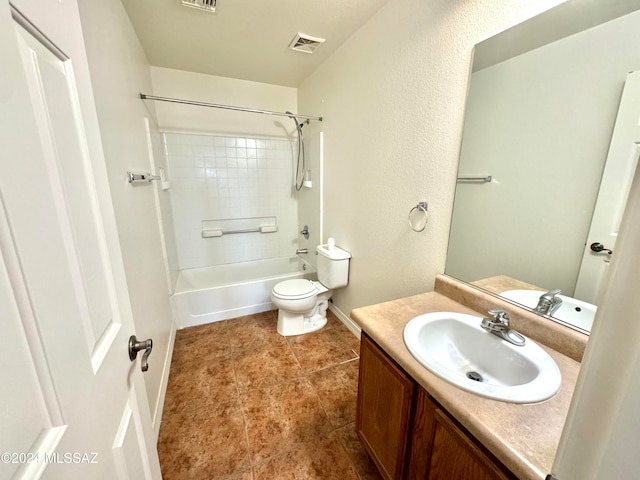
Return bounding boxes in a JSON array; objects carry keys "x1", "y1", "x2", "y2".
[
  {"x1": 181, "y1": 0, "x2": 216, "y2": 13},
  {"x1": 288, "y1": 33, "x2": 326, "y2": 54}
]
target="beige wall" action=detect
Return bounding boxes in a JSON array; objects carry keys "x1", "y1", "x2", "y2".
[
  {"x1": 297, "y1": 0, "x2": 566, "y2": 318},
  {"x1": 77, "y1": 0, "x2": 176, "y2": 431}
]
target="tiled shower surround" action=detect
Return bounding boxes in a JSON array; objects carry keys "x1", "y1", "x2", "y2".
[{"x1": 163, "y1": 132, "x2": 298, "y2": 269}]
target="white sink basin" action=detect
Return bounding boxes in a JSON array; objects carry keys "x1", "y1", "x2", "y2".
[
  {"x1": 500, "y1": 289, "x2": 596, "y2": 331},
  {"x1": 403, "y1": 312, "x2": 561, "y2": 403}
]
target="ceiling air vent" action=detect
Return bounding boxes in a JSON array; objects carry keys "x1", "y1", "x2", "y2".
[
  {"x1": 288, "y1": 33, "x2": 326, "y2": 54},
  {"x1": 181, "y1": 0, "x2": 216, "y2": 13}
]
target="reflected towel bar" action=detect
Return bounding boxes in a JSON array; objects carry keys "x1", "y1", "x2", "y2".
[{"x1": 457, "y1": 175, "x2": 492, "y2": 183}]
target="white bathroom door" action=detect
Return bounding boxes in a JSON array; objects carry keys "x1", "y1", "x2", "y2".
[
  {"x1": 574, "y1": 71, "x2": 640, "y2": 304},
  {"x1": 0, "y1": 3, "x2": 161, "y2": 479}
]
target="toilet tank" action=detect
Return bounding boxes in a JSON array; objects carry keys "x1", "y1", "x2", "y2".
[{"x1": 316, "y1": 244, "x2": 351, "y2": 288}]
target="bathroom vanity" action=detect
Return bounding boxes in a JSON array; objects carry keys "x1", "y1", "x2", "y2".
[
  {"x1": 352, "y1": 275, "x2": 586, "y2": 480},
  {"x1": 358, "y1": 333, "x2": 514, "y2": 479}
]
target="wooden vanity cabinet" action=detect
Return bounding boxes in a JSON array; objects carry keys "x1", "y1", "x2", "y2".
[
  {"x1": 408, "y1": 388, "x2": 515, "y2": 480},
  {"x1": 357, "y1": 333, "x2": 516, "y2": 480},
  {"x1": 356, "y1": 333, "x2": 415, "y2": 479}
]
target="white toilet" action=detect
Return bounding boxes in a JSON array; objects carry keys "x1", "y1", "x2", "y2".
[{"x1": 271, "y1": 242, "x2": 351, "y2": 336}]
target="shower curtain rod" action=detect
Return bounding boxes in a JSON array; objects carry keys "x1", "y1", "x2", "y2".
[{"x1": 139, "y1": 93, "x2": 323, "y2": 122}]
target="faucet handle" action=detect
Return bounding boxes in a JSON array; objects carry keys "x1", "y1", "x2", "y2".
[
  {"x1": 487, "y1": 309, "x2": 510, "y2": 324},
  {"x1": 543, "y1": 289, "x2": 561, "y2": 298}
]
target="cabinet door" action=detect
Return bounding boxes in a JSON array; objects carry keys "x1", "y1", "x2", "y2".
[
  {"x1": 409, "y1": 389, "x2": 514, "y2": 480},
  {"x1": 357, "y1": 334, "x2": 415, "y2": 480},
  {"x1": 407, "y1": 388, "x2": 437, "y2": 479},
  {"x1": 430, "y1": 408, "x2": 513, "y2": 480}
]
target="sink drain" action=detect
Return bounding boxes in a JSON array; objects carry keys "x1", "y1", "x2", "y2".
[{"x1": 466, "y1": 371, "x2": 483, "y2": 382}]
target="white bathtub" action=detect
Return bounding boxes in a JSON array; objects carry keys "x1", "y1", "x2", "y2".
[{"x1": 171, "y1": 256, "x2": 316, "y2": 328}]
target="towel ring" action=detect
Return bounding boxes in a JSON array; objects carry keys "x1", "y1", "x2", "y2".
[{"x1": 409, "y1": 202, "x2": 428, "y2": 232}]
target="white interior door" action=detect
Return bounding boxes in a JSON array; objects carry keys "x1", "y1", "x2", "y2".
[
  {"x1": 574, "y1": 71, "x2": 640, "y2": 305},
  {"x1": 0, "y1": 3, "x2": 160, "y2": 479}
]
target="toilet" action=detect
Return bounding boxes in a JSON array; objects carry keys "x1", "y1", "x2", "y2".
[{"x1": 271, "y1": 242, "x2": 351, "y2": 336}]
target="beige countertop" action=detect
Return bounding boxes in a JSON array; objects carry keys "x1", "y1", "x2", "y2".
[
  {"x1": 350, "y1": 289, "x2": 581, "y2": 480},
  {"x1": 472, "y1": 274, "x2": 544, "y2": 296}
]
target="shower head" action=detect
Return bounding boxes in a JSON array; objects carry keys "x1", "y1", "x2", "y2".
[{"x1": 285, "y1": 111, "x2": 307, "y2": 129}]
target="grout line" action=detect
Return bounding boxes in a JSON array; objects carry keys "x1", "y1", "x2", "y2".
[
  {"x1": 283, "y1": 335, "x2": 305, "y2": 373},
  {"x1": 341, "y1": 356, "x2": 359, "y2": 365},
  {"x1": 223, "y1": 319, "x2": 256, "y2": 475},
  {"x1": 333, "y1": 421, "x2": 366, "y2": 480},
  {"x1": 306, "y1": 376, "x2": 334, "y2": 430}
]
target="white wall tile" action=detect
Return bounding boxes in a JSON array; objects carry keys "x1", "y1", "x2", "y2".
[{"x1": 166, "y1": 132, "x2": 298, "y2": 269}]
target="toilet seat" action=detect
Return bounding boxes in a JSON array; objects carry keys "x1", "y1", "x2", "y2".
[{"x1": 272, "y1": 279, "x2": 318, "y2": 300}]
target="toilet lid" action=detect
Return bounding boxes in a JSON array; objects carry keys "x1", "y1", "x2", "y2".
[{"x1": 273, "y1": 279, "x2": 318, "y2": 299}]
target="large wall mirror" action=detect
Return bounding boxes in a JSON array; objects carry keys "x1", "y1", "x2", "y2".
[{"x1": 446, "y1": 0, "x2": 640, "y2": 334}]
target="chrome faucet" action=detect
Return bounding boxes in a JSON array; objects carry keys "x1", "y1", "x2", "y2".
[
  {"x1": 535, "y1": 289, "x2": 563, "y2": 316},
  {"x1": 295, "y1": 248, "x2": 308, "y2": 255},
  {"x1": 480, "y1": 309, "x2": 526, "y2": 346}
]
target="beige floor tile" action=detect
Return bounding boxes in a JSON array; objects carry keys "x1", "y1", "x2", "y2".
[
  {"x1": 174, "y1": 321, "x2": 232, "y2": 361},
  {"x1": 163, "y1": 356, "x2": 238, "y2": 415},
  {"x1": 232, "y1": 341, "x2": 303, "y2": 392},
  {"x1": 240, "y1": 377, "x2": 333, "y2": 464},
  {"x1": 159, "y1": 311, "x2": 377, "y2": 479},
  {"x1": 252, "y1": 431, "x2": 358, "y2": 480},
  {"x1": 158, "y1": 398, "x2": 250, "y2": 479},
  {"x1": 226, "y1": 311, "x2": 286, "y2": 351},
  {"x1": 307, "y1": 359, "x2": 360, "y2": 429},
  {"x1": 334, "y1": 423, "x2": 384, "y2": 480},
  {"x1": 287, "y1": 327, "x2": 359, "y2": 372}
]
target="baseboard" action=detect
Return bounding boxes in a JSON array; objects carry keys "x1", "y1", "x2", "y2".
[
  {"x1": 328, "y1": 303, "x2": 361, "y2": 338},
  {"x1": 152, "y1": 318, "x2": 177, "y2": 441}
]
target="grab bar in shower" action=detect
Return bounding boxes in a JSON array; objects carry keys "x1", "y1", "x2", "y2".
[
  {"x1": 456, "y1": 175, "x2": 492, "y2": 183},
  {"x1": 202, "y1": 225, "x2": 278, "y2": 238},
  {"x1": 201, "y1": 216, "x2": 278, "y2": 238}
]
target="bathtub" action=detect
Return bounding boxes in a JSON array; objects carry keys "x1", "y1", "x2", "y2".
[{"x1": 171, "y1": 256, "x2": 316, "y2": 328}]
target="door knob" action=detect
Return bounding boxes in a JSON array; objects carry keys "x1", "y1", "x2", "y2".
[
  {"x1": 129, "y1": 335, "x2": 153, "y2": 372},
  {"x1": 590, "y1": 242, "x2": 613, "y2": 255}
]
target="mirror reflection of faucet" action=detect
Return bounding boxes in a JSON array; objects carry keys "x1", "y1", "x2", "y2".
[{"x1": 535, "y1": 289, "x2": 563, "y2": 316}]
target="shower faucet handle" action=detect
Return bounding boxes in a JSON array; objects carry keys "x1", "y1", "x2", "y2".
[{"x1": 300, "y1": 225, "x2": 309, "y2": 240}]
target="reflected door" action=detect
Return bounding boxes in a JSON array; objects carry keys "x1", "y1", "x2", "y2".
[{"x1": 575, "y1": 71, "x2": 640, "y2": 304}]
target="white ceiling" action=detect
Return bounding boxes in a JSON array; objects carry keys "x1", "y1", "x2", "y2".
[{"x1": 120, "y1": 0, "x2": 390, "y2": 87}]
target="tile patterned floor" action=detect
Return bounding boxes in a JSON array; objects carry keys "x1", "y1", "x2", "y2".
[{"x1": 158, "y1": 310, "x2": 383, "y2": 480}]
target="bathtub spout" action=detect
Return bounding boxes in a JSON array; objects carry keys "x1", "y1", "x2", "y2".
[{"x1": 296, "y1": 248, "x2": 308, "y2": 255}]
